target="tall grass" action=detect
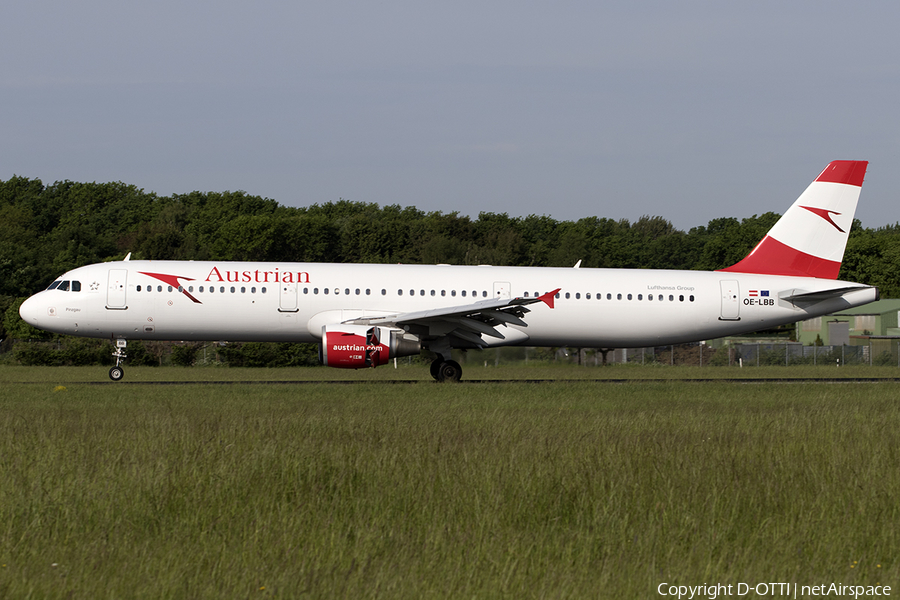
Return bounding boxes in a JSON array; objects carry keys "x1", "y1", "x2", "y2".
[{"x1": 1, "y1": 381, "x2": 897, "y2": 598}]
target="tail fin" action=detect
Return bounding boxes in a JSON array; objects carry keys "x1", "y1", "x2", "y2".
[{"x1": 720, "y1": 160, "x2": 867, "y2": 279}]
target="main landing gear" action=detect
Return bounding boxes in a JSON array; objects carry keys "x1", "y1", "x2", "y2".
[
  {"x1": 430, "y1": 358, "x2": 462, "y2": 382},
  {"x1": 109, "y1": 339, "x2": 127, "y2": 381}
]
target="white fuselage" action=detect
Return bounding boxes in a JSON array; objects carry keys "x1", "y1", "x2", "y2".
[{"x1": 19, "y1": 260, "x2": 878, "y2": 348}]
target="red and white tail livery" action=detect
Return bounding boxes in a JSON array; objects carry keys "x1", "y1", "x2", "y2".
[
  {"x1": 19, "y1": 160, "x2": 878, "y2": 381},
  {"x1": 722, "y1": 160, "x2": 867, "y2": 278}
]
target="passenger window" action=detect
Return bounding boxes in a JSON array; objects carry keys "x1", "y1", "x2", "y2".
[
  {"x1": 219, "y1": 287, "x2": 225, "y2": 293},
  {"x1": 679, "y1": 295, "x2": 684, "y2": 301},
  {"x1": 462, "y1": 291, "x2": 466, "y2": 297},
  {"x1": 136, "y1": 285, "x2": 142, "y2": 292},
  {"x1": 230, "y1": 287, "x2": 235, "y2": 293},
  {"x1": 261, "y1": 287, "x2": 267, "y2": 293},
  {"x1": 324, "y1": 288, "x2": 329, "y2": 295},
  {"x1": 637, "y1": 294, "x2": 643, "y2": 300},
  {"x1": 303, "y1": 288, "x2": 309, "y2": 294},
  {"x1": 690, "y1": 295, "x2": 695, "y2": 302},
  {"x1": 482, "y1": 291, "x2": 487, "y2": 297},
  {"x1": 158, "y1": 286, "x2": 163, "y2": 292},
  {"x1": 648, "y1": 294, "x2": 653, "y2": 301},
  {"x1": 431, "y1": 290, "x2": 436, "y2": 296},
  {"x1": 189, "y1": 286, "x2": 194, "y2": 293},
  {"x1": 669, "y1": 295, "x2": 674, "y2": 301},
  {"x1": 575, "y1": 293, "x2": 581, "y2": 299},
  {"x1": 586, "y1": 293, "x2": 591, "y2": 299},
  {"x1": 617, "y1": 293, "x2": 622, "y2": 300},
  {"x1": 524, "y1": 292, "x2": 529, "y2": 297},
  {"x1": 241, "y1": 287, "x2": 246, "y2": 293},
  {"x1": 252, "y1": 287, "x2": 257, "y2": 293},
  {"x1": 451, "y1": 290, "x2": 456, "y2": 297},
  {"x1": 168, "y1": 286, "x2": 173, "y2": 292},
  {"x1": 627, "y1": 294, "x2": 633, "y2": 300},
  {"x1": 398, "y1": 289, "x2": 403, "y2": 296},
  {"x1": 199, "y1": 286, "x2": 204, "y2": 293},
  {"x1": 420, "y1": 290, "x2": 425, "y2": 296},
  {"x1": 607, "y1": 293, "x2": 612, "y2": 300},
  {"x1": 345, "y1": 288, "x2": 350, "y2": 295},
  {"x1": 410, "y1": 290, "x2": 415, "y2": 296},
  {"x1": 565, "y1": 292, "x2": 571, "y2": 299}
]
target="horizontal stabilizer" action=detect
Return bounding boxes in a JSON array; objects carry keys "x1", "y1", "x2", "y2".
[{"x1": 780, "y1": 285, "x2": 879, "y2": 305}]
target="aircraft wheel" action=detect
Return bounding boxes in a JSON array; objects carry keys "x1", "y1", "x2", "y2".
[
  {"x1": 430, "y1": 358, "x2": 444, "y2": 381},
  {"x1": 109, "y1": 366, "x2": 125, "y2": 381},
  {"x1": 437, "y1": 360, "x2": 462, "y2": 382}
]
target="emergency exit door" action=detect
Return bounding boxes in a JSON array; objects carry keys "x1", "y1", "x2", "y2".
[{"x1": 279, "y1": 283, "x2": 299, "y2": 312}]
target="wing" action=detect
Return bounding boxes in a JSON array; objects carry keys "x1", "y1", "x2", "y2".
[{"x1": 344, "y1": 288, "x2": 560, "y2": 348}]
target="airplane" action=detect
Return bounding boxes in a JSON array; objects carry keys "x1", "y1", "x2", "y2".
[{"x1": 18, "y1": 160, "x2": 878, "y2": 382}]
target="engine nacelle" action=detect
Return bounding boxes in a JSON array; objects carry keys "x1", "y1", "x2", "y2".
[{"x1": 319, "y1": 325, "x2": 420, "y2": 369}]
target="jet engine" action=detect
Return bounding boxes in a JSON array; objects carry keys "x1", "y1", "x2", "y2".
[{"x1": 319, "y1": 324, "x2": 420, "y2": 369}]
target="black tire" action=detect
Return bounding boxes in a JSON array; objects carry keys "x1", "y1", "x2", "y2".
[
  {"x1": 437, "y1": 359, "x2": 462, "y2": 382},
  {"x1": 430, "y1": 358, "x2": 444, "y2": 381},
  {"x1": 109, "y1": 366, "x2": 125, "y2": 381}
]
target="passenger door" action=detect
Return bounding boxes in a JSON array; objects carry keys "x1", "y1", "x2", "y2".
[
  {"x1": 719, "y1": 280, "x2": 740, "y2": 321},
  {"x1": 107, "y1": 269, "x2": 127, "y2": 309}
]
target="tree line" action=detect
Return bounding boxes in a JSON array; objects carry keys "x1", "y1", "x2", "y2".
[{"x1": 2, "y1": 175, "x2": 899, "y2": 359}]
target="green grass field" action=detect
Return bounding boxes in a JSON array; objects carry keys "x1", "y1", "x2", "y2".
[
  {"x1": 1, "y1": 367, "x2": 897, "y2": 598},
  {"x1": 2, "y1": 362, "x2": 899, "y2": 383}
]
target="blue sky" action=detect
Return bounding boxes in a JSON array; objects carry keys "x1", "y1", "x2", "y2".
[{"x1": 2, "y1": 1, "x2": 898, "y2": 230}]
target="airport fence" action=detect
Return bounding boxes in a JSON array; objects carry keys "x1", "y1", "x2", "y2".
[
  {"x1": 601, "y1": 341, "x2": 900, "y2": 367},
  {"x1": 457, "y1": 341, "x2": 900, "y2": 368},
  {"x1": 5, "y1": 338, "x2": 900, "y2": 368}
]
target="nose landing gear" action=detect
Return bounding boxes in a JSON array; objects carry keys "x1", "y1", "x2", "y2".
[{"x1": 109, "y1": 339, "x2": 127, "y2": 381}]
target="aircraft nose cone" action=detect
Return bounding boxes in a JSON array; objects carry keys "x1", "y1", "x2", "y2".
[{"x1": 18, "y1": 294, "x2": 43, "y2": 326}]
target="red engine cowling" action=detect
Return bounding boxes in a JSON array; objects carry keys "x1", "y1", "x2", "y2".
[{"x1": 319, "y1": 325, "x2": 420, "y2": 369}]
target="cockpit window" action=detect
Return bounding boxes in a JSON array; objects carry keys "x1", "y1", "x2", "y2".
[
  {"x1": 47, "y1": 281, "x2": 61, "y2": 290},
  {"x1": 71, "y1": 281, "x2": 81, "y2": 292},
  {"x1": 57, "y1": 281, "x2": 70, "y2": 291}
]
